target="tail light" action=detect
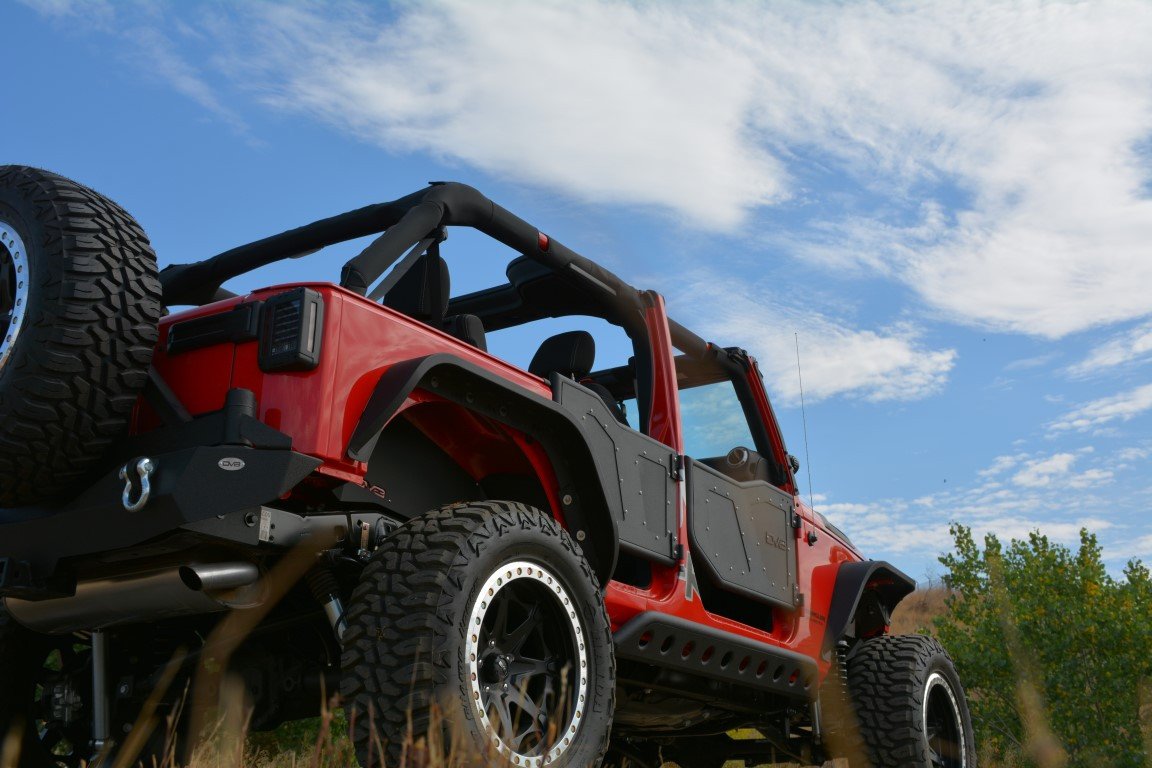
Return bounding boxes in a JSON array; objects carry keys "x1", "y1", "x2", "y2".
[{"x1": 259, "y1": 287, "x2": 324, "y2": 372}]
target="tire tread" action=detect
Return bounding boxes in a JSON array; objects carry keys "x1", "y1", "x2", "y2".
[
  {"x1": 845, "y1": 634, "x2": 971, "y2": 768},
  {"x1": 0, "y1": 165, "x2": 162, "y2": 505},
  {"x1": 341, "y1": 501, "x2": 615, "y2": 767}
]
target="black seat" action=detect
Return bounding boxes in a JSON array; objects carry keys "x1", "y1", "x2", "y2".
[
  {"x1": 529, "y1": 331, "x2": 627, "y2": 424},
  {"x1": 529, "y1": 331, "x2": 596, "y2": 379},
  {"x1": 382, "y1": 254, "x2": 487, "y2": 350},
  {"x1": 382, "y1": 253, "x2": 450, "y2": 324},
  {"x1": 444, "y1": 314, "x2": 487, "y2": 352}
]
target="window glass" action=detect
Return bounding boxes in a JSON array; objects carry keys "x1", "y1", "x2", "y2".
[
  {"x1": 621, "y1": 395, "x2": 641, "y2": 432},
  {"x1": 678, "y1": 380, "x2": 756, "y2": 460}
]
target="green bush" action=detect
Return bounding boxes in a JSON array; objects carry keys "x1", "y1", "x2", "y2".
[{"x1": 937, "y1": 525, "x2": 1152, "y2": 767}]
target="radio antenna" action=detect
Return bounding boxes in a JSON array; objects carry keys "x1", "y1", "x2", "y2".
[{"x1": 794, "y1": 333, "x2": 816, "y2": 511}]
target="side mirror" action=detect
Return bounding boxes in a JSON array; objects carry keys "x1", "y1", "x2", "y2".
[{"x1": 788, "y1": 454, "x2": 801, "y2": 473}]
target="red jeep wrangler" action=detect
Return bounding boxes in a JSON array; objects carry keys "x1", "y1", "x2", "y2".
[{"x1": 0, "y1": 167, "x2": 974, "y2": 768}]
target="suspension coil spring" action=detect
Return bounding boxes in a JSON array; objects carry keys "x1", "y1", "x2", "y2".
[
  {"x1": 305, "y1": 565, "x2": 347, "y2": 640},
  {"x1": 305, "y1": 566, "x2": 341, "y2": 602},
  {"x1": 834, "y1": 640, "x2": 852, "y2": 703},
  {"x1": 821, "y1": 639, "x2": 855, "y2": 742}
]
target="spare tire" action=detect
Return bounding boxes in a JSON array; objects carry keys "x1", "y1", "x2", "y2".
[{"x1": 0, "y1": 166, "x2": 162, "y2": 507}]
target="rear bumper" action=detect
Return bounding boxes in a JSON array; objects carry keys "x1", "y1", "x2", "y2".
[{"x1": 0, "y1": 444, "x2": 319, "y2": 599}]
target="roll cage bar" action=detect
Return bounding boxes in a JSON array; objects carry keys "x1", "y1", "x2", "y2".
[
  {"x1": 158, "y1": 180, "x2": 795, "y2": 495},
  {"x1": 159, "y1": 181, "x2": 707, "y2": 358}
]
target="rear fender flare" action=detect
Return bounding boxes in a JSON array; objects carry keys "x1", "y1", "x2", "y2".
[
  {"x1": 821, "y1": 560, "x2": 916, "y2": 656},
  {"x1": 347, "y1": 354, "x2": 619, "y2": 582}
]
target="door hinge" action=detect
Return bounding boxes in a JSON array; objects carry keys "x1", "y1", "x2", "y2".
[{"x1": 670, "y1": 453, "x2": 684, "y2": 481}]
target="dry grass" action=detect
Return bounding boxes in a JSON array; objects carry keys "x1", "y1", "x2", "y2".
[
  {"x1": 1, "y1": 585, "x2": 1073, "y2": 768},
  {"x1": 889, "y1": 586, "x2": 950, "y2": 636}
]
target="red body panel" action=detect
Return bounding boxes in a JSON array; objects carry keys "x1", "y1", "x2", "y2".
[
  {"x1": 148, "y1": 283, "x2": 548, "y2": 475},
  {"x1": 145, "y1": 281, "x2": 865, "y2": 683}
]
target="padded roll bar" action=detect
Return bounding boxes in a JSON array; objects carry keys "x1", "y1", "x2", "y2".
[{"x1": 159, "y1": 182, "x2": 708, "y2": 357}]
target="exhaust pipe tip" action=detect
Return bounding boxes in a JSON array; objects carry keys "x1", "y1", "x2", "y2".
[
  {"x1": 8, "y1": 561, "x2": 266, "y2": 634},
  {"x1": 179, "y1": 562, "x2": 260, "y2": 593},
  {"x1": 179, "y1": 565, "x2": 205, "y2": 591}
]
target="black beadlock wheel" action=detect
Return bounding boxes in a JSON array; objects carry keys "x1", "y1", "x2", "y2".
[
  {"x1": 0, "y1": 608, "x2": 193, "y2": 768},
  {"x1": 340, "y1": 501, "x2": 616, "y2": 768},
  {"x1": 0, "y1": 606, "x2": 96, "y2": 768},
  {"x1": 843, "y1": 635, "x2": 976, "y2": 768},
  {"x1": 0, "y1": 166, "x2": 162, "y2": 507}
]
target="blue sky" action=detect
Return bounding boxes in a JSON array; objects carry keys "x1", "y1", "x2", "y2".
[{"x1": 6, "y1": 0, "x2": 1152, "y2": 582}]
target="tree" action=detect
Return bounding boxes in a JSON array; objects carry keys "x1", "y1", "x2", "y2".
[{"x1": 937, "y1": 525, "x2": 1152, "y2": 768}]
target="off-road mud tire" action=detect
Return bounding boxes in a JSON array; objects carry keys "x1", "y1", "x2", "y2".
[
  {"x1": 843, "y1": 635, "x2": 976, "y2": 768},
  {"x1": 341, "y1": 501, "x2": 616, "y2": 767},
  {"x1": 0, "y1": 165, "x2": 162, "y2": 507}
]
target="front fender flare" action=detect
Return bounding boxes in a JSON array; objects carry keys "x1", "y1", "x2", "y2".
[{"x1": 822, "y1": 560, "x2": 916, "y2": 656}]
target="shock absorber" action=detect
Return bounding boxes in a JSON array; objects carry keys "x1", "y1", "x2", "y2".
[
  {"x1": 818, "y1": 639, "x2": 858, "y2": 761},
  {"x1": 305, "y1": 565, "x2": 347, "y2": 641}
]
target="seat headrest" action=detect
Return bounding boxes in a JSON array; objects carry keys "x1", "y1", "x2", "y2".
[
  {"x1": 529, "y1": 331, "x2": 596, "y2": 379},
  {"x1": 383, "y1": 254, "x2": 450, "y2": 324},
  {"x1": 445, "y1": 314, "x2": 487, "y2": 352}
]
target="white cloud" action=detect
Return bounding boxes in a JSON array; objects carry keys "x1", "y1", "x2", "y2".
[
  {"x1": 979, "y1": 453, "x2": 1026, "y2": 478},
  {"x1": 1012, "y1": 453, "x2": 1077, "y2": 488},
  {"x1": 1049, "y1": 383, "x2": 1152, "y2": 433},
  {"x1": 1068, "y1": 468, "x2": 1115, "y2": 489},
  {"x1": 1005, "y1": 353, "x2": 1060, "y2": 372},
  {"x1": 818, "y1": 501, "x2": 954, "y2": 555},
  {"x1": 981, "y1": 517, "x2": 1115, "y2": 545},
  {"x1": 20, "y1": 0, "x2": 246, "y2": 131},
  {"x1": 129, "y1": 27, "x2": 247, "y2": 131},
  {"x1": 219, "y1": 1, "x2": 788, "y2": 230},
  {"x1": 821, "y1": 480, "x2": 1122, "y2": 566},
  {"x1": 786, "y1": 318, "x2": 956, "y2": 404},
  {"x1": 819, "y1": 441, "x2": 1133, "y2": 567},
  {"x1": 1066, "y1": 321, "x2": 1152, "y2": 378},
  {"x1": 18, "y1": 0, "x2": 110, "y2": 21},
  {"x1": 666, "y1": 272, "x2": 956, "y2": 404},
  {"x1": 1117, "y1": 446, "x2": 1151, "y2": 463},
  {"x1": 24, "y1": 0, "x2": 1152, "y2": 338},
  {"x1": 199, "y1": 0, "x2": 1152, "y2": 338},
  {"x1": 819, "y1": 494, "x2": 1116, "y2": 561},
  {"x1": 996, "y1": 450, "x2": 1113, "y2": 489}
]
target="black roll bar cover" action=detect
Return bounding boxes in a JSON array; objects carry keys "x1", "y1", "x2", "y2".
[
  {"x1": 341, "y1": 199, "x2": 445, "y2": 295},
  {"x1": 158, "y1": 181, "x2": 709, "y2": 357},
  {"x1": 343, "y1": 182, "x2": 641, "y2": 308},
  {"x1": 159, "y1": 189, "x2": 426, "y2": 307}
]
